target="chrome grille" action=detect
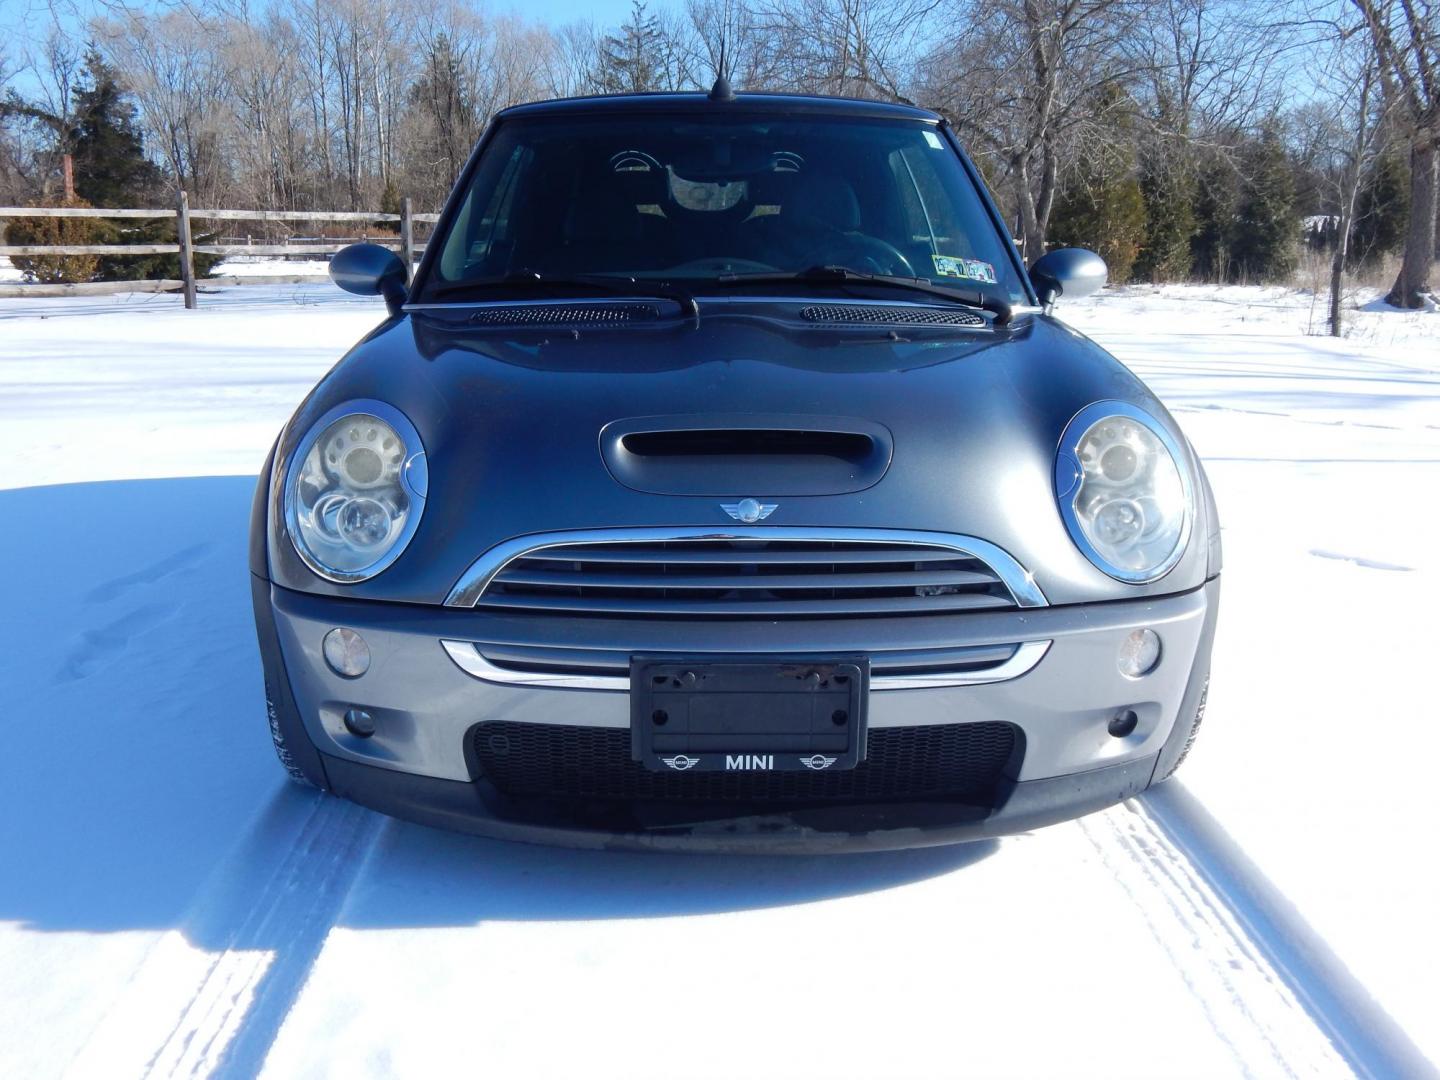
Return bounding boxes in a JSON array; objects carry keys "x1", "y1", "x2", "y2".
[
  {"x1": 800, "y1": 304, "x2": 986, "y2": 327},
  {"x1": 472, "y1": 538, "x2": 1019, "y2": 618}
]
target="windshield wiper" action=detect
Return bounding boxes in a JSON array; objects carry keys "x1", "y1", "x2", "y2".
[
  {"x1": 427, "y1": 271, "x2": 697, "y2": 317},
  {"x1": 715, "y1": 265, "x2": 1012, "y2": 325}
]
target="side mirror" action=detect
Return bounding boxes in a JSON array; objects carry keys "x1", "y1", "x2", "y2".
[
  {"x1": 1029, "y1": 248, "x2": 1107, "y2": 308},
  {"x1": 330, "y1": 243, "x2": 408, "y2": 316}
]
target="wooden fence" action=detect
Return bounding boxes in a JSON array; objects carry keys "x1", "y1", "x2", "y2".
[{"x1": 0, "y1": 194, "x2": 439, "y2": 307}]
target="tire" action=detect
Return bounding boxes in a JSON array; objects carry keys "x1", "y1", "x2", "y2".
[
  {"x1": 267, "y1": 682, "x2": 317, "y2": 787},
  {"x1": 1160, "y1": 674, "x2": 1208, "y2": 781}
]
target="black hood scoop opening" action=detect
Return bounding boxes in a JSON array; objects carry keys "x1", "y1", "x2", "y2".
[{"x1": 600, "y1": 414, "x2": 893, "y2": 496}]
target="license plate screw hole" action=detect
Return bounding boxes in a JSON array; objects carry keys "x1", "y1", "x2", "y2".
[
  {"x1": 832, "y1": 709, "x2": 848, "y2": 726},
  {"x1": 652, "y1": 709, "x2": 669, "y2": 726}
]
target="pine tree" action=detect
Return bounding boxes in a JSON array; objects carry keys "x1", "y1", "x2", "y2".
[
  {"x1": 1230, "y1": 127, "x2": 1299, "y2": 283},
  {"x1": 1190, "y1": 150, "x2": 1241, "y2": 282},
  {"x1": 1134, "y1": 156, "x2": 1197, "y2": 282},
  {"x1": 380, "y1": 177, "x2": 402, "y2": 217},
  {"x1": 410, "y1": 33, "x2": 476, "y2": 201},
  {"x1": 597, "y1": 1, "x2": 669, "y2": 93},
  {"x1": 70, "y1": 50, "x2": 162, "y2": 208},
  {"x1": 1049, "y1": 149, "x2": 1147, "y2": 284},
  {"x1": 1349, "y1": 151, "x2": 1409, "y2": 268}
]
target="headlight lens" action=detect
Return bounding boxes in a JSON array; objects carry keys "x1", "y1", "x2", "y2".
[
  {"x1": 1055, "y1": 402, "x2": 1191, "y2": 583},
  {"x1": 283, "y1": 401, "x2": 427, "y2": 582}
]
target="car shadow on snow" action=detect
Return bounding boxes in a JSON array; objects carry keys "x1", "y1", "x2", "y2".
[{"x1": 0, "y1": 477, "x2": 996, "y2": 949}]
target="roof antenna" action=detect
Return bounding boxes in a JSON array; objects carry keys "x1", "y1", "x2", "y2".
[{"x1": 709, "y1": 35, "x2": 734, "y2": 101}]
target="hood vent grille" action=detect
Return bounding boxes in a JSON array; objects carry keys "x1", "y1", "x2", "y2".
[
  {"x1": 473, "y1": 538, "x2": 1019, "y2": 619},
  {"x1": 800, "y1": 304, "x2": 986, "y2": 328},
  {"x1": 468, "y1": 303, "x2": 661, "y2": 327}
]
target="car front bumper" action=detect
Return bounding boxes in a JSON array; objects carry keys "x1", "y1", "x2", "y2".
[{"x1": 253, "y1": 574, "x2": 1219, "y2": 851}]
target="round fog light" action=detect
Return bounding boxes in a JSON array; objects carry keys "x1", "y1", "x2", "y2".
[
  {"x1": 1118, "y1": 629, "x2": 1161, "y2": 678},
  {"x1": 323, "y1": 628, "x2": 370, "y2": 678}
]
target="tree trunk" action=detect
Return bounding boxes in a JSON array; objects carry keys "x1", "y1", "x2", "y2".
[
  {"x1": 1388, "y1": 131, "x2": 1437, "y2": 308},
  {"x1": 1015, "y1": 157, "x2": 1042, "y2": 262},
  {"x1": 1330, "y1": 232, "x2": 1346, "y2": 337}
]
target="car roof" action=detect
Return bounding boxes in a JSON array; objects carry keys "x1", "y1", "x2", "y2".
[{"x1": 495, "y1": 91, "x2": 942, "y2": 124}]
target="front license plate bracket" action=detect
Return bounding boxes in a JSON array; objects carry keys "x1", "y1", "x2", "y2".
[{"x1": 630, "y1": 657, "x2": 869, "y2": 773}]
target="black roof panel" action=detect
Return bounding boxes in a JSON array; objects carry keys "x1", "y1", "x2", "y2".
[{"x1": 495, "y1": 91, "x2": 941, "y2": 124}]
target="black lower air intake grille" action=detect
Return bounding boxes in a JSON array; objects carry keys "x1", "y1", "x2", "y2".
[
  {"x1": 468, "y1": 303, "x2": 661, "y2": 326},
  {"x1": 800, "y1": 304, "x2": 986, "y2": 327},
  {"x1": 472, "y1": 721, "x2": 1019, "y2": 804}
]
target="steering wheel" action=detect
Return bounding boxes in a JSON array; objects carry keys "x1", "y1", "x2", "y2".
[{"x1": 799, "y1": 235, "x2": 916, "y2": 278}]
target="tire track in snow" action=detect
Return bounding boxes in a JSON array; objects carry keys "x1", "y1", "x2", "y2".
[
  {"x1": 1138, "y1": 784, "x2": 1440, "y2": 1080},
  {"x1": 1082, "y1": 802, "x2": 1345, "y2": 1078},
  {"x1": 62, "y1": 789, "x2": 385, "y2": 1080}
]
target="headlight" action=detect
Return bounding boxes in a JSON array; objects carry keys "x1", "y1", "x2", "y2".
[
  {"x1": 1055, "y1": 401, "x2": 1192, "y2": 583},
  {"x1": 283, "y1": 400, "x2": 427, "y2": 582}
]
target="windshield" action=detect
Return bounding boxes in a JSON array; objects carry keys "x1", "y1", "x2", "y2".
[{"x1": 421, "y1": 113, "x2": 1028, "y2": 306}]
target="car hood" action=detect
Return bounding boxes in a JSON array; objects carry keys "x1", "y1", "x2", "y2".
[{"x1": 262, "y1": 301, "x2": 1212, "y2": 606}]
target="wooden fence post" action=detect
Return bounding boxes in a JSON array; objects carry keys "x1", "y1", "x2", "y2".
[
  {"x1": 176, "y1": 189, "x2": 197, "y2": 309},
  {"x1": 400, "y1": 197, "x2": 415, "y2": 281}
]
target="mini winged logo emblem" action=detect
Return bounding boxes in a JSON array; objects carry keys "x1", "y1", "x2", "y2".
[
  {"x1": 721, "y1": 498, "x2": 778, "y2": 523},
  {"x1": 798, "y1": 754, "x2": 838, "y2": 770},
  {"x1": 661, "y1": 754, "x2": 701, "y2": 771}
]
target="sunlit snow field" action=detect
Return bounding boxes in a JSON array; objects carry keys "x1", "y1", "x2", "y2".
[{"x1": 1, "y1": 278, "x2": 1436, "y2": 1078}]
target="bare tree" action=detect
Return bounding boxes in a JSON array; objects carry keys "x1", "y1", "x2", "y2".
[
  {"x1": 2, "y1": 21, "x2": 87, "y2": 199},
  {"x1": 544, "y1": 20, "x2": 603, "y2": 99},
  {"x1": 922, "y1": 0, "x2": 1144, "y2": 259},
  {"x1": 93, "y1": 8, "x2": 227, "y2": 204},
  {"x1": 755, "y1": 0, "x2": 935, "y2": 99},
  {"x1": 1301, "y1": 30, "x2": 1393, "y2": 333},
  {"x1": 1351, "y1": 0, "x2": 1439, "y2": 307},
  {"x1": 684, "y1": 0, "x2": 780, "y2": 89}
]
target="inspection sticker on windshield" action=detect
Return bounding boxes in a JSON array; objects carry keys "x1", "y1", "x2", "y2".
[
  {"x1": 923, "y1": 131, "x2": 945, "y2": 150},
  {"x1": 932, "y1": 255, "x2": 997, "y2": 284}
]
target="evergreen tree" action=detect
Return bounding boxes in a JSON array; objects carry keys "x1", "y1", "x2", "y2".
[
  {"x1": 410, "y1": 33, "x2": 476, "y2": 201},
  {"x1": 6, "y1": 196, "x2": 102, "y2": 284},
  {"x1": 1049, "y1": 150, "x2": 1147, "y2": 284},
  {"x1": 1190, "y1": 150, "x2": 1241, "y2": 282},
  {"x1": 1133, "y1": 155, "x2": 1197, "y2": 282},
  {"x1": 70, "y1": 50, "x2": 162, "y2": 208},
  {"x1": 380, "y1": 177, "x2": 402, "y2": 217},
  {"x1": 1230, "y1": 127, "x2": 1298, "y2": 283},
  {"x1": 1349, "y1": 151, "x2": 1409, "y2": 268},
  {"x1": 597, "y1": 1, "x2": 669, "y2": 93}
]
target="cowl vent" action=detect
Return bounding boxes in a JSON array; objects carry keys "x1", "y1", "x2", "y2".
[
  {"x1": 468, "y1": 303, "x2": 661, "y2": 327},
  {"x1": 800, "y1": 304, "x2": 986, "y2": 328}
]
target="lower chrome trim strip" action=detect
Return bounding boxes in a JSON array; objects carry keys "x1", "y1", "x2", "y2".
[
  {"x1": 440, "y1": 639, "x2": 1052, "y2": 691},
  {"x1": 444, "y1": 526, "x2": 1047, "y2": 609}
]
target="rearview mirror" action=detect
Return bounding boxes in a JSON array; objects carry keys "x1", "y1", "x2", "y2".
[
  {"x1": 1028, "y1": 248, "x2": 1107, "y2": 308},
  {"x1": 330, "y1": 243, "x2": 408, "y2": 316}
]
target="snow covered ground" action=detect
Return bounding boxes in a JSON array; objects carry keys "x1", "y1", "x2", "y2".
[{"x1": 1, "y1": 280, "x2": 1436, "y2": 1078}]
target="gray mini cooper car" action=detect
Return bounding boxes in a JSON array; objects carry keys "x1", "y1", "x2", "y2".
[{"x1": 250, "y1": 87, "x2": 1220, "y2": 852}]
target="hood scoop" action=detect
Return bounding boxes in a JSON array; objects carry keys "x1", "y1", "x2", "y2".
[
  {"x1": 600, "y1": 414, "x2": 893, "y2": 496},
  {"x1": 800, "y1": 304, "x2": 986, "y2": 328}
]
